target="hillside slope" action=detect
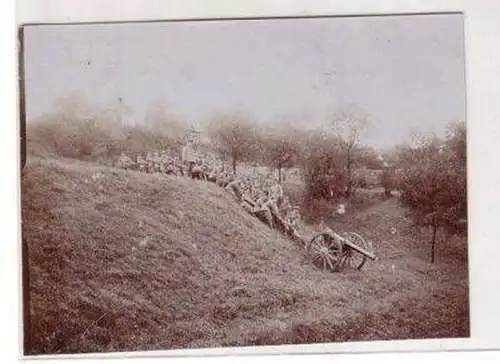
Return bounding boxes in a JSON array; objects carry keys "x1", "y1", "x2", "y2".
[{"x1": 21, "y1": 157, "x2": 469, "y2": 355}]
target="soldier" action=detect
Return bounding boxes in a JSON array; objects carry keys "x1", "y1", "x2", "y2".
[
  {"x1": 152, "y1": 152, "x2": 161, "y2": 173},
  {"x1": 264, "y1": 196, "x2": 280, "y2": 220},
  {"x1": 191, "y1": 159, "x2": 205, "y2": 180},
  {"x1": 269, "y1": 182, "x2": 284, "y2": 207},
  {"x1": 158, "y1": 151, "x2": 168, "y2": 173},
  {"x1": 241, "y1": 199, "x2": 255, "y2": 215},
  {"x1": 217, "y1": 170, "x2": 233, "y2": 188},
  {"x1": 261, "y1": 174, "x2": 273, "y2": 195},
  {"x1": 159, "y1": 152, "x2": 167, "y2": 174},
  {"x1": 117, "y1": 152, "x2": 135, "y2": 170},
  {"x1": 285, "y1": 205, "x2": 300, "y2": 233},
  {"x1": 181, "y1": 140, "x2": 197, "y2": 177},
  {"x1": 163, "y1": 160, "x2": 174, "y2": 175},
  {"x1": 245, "y1": 177, "x2": 255, "y2": 199},
  {"x1": 206, "y1": 163, "x2": 220, "y2": 183},
  {"x1": 160, "y1": 154, "x2": 173, "y2": 175},
  {"x1": 239, "y1": 177, "x2": 251, "y2": 200},
  {"x1": 278, "y1": 195, "x2": 292, "y2": 219},
  {"x1": 215, "y1": 170, "x2": 225, "y2": 186},
  {"x1": 225, "y1": 178, "x2": 243, "y2": 201},
  {"x1": 145, "y1": 151, "x2": 154, "y2": 173},
  {"x1": 252, "y1": 191, "x2": 274, "y2": 228},
  {"x1": 172, "y1": 155, "x2": 184, "y2": 176},
  {"x1": 137, "y1": 153, "x2": 148, "y2": 173},
  {"x1": 238, "y1": 178, "x2": 254, "y2": 214},
  {"x1": 116, "y1": 152, "x2": 126, "y2": 169},
  {"x1": 256, "y1": 204, "x2": 274, "y2": 228}
]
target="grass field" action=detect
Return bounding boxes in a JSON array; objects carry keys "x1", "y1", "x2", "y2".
[{"x1": 21, "y1": 156, "x2": 469, "y2": 355}]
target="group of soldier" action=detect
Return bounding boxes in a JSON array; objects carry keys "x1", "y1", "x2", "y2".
[
  {"x1": 115, "y1": 146, "x2": 301, "y2": 236},
  {"x1": 224, "y1": 170, "x2": 301, "y2": 234},
  {"x1": 115, "y1": 151, "x2": 185, "y2": 175}
]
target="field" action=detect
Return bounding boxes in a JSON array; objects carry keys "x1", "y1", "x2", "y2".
[{"x1": 21, "y1": 156, "x2": 469, "y2": 355}]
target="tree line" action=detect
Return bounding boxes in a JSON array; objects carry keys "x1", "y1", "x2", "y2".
[{"x1": 27, "y1": 95, "x2": 467, "y2": 263}]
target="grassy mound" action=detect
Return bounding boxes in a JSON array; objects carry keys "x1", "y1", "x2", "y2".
[{"x1": 21, "y1": 157, "x2": 469, "y2": 355}]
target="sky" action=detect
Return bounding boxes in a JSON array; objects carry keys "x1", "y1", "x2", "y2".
[{"x1": 23, "y1": 13, "x2": 466, "y2": 149}]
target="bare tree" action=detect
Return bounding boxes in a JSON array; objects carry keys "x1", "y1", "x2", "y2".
[
  {"x1": 261, "y1": 122, "x2": 301, "y2": 183},
  {"x1": 328, "y1": 106, "x2": 370, "y2": 197},
  {"x1": 204, "y1": 112, "x2": 260, "y2": 174},
  {"x1": 144, "y1": 99, "x2": 188, "y2": 141}
]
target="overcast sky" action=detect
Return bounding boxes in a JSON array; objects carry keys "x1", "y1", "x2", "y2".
[{"x1": 23, "y1": 13, "x2": 466, "y2": 149}]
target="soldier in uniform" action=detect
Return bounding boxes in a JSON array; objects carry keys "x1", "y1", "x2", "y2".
[
  {"x1": 269, "y1": 182, "x2": 284, "y2": 207},
  {"x1": 191, "y1": 159, "x2": 206, "y2": 180},
  {"x1": 116, "y1": 152, "x2": 126, "y2": 169},
  {"x1": 164, "y1": 159, "x2": 175, "y2": 175},
  {"x1": 287, "y1": 206, "x2": 301, "y2": 232},
  {"x1": 216, "y1": 170, "x2": 233, "y2": 188},
  {"x1": 225, "y1": 177, "x2": 244, "y2": 201},
  {"x1": 152, "y1": 152, "x2": 161, "y2": 173},
  {"x1": 215, "y1": 170, "x2": 225, "y2": 186},
  {"x1": 137, "y1": 153, "x2": 148, "y2": 173},
  {"x1": 253, "y1": 191, "x2": 274, "y2": 228},
  {"x1": 206, "y1": 163, "x2": 220, "y2": 183},
  {"x1": 145, "y1": 151, "x2": 154, "y2": 173},
  {"x1": 117, "y1": 152, "x2": 135, "y2": 170},
  {"x1": 264, "y1": 195, "x2": 280, "y2": 220},
  {"x1": 159, "y1": 151, "x2": 169, "y2": 173},
  {"x1": 278, "y1": 195, "x2": 292, "y2": 220},
  {"x1": 181, "y1": 140, "x2": 197, "y2": 177},
  {"x1": 241, "y1": 199, "x2": 255, "y2": 215},
  {"x1": 242, "y1": 187, "x2": 257, "y2": 215}
]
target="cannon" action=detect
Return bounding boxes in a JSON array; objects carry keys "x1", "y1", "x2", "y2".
[{"x1": 305, "y1": 228, "x2": 376, "y2": 272}]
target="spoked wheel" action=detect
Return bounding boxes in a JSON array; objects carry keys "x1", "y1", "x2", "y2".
[
  {"x1": 307, "y1": 232, "x2": 343, "y2": 272},
  {"x1": 341, "y1": 232, "x2": 373, "y2": 270}
]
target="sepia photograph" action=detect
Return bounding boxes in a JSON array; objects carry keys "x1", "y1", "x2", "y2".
[{"x1": 19, "y1": 13, "x2": 468, "y2": 356}]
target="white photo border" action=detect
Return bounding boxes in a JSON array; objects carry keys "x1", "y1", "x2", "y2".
[{"x1": 6, "y1": 0, "x2": 500, "y2": 363}]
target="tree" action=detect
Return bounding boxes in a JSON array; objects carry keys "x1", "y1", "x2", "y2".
[
  {"x1": 442, "y1": 121, "x2": 467, "y2": 235},
  {"x1": 144, "y1": 99, "x2": 188, "y2": 143},
  {"x1": 204, "y1": 112, "x2": 261, "y2": 174},
  {"x1": 261, "y1": 122, "x2": 301, "y2": 183},
  {"x1": 300, "y1": 128, "x2": 346, "y2": 202},
  {"x1": 398, "y1": 123, "x2": 467, "y2": 263},
  {"x1": 328, "y1": 106, "x2": 370, "y2": 198},
  {"x1": 53, "y1": 90, "x2": 91, "y2": 119},
  {"x1": 357, "y1": 147, "x2": 386, "y2": 170},
  {"x1": 30, "y1": 92, "x2": 113, "y2": 159}
]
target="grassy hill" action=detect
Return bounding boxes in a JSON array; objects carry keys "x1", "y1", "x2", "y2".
[{"x1": 21, "y1": 156, "x2": 469, "y2": 355}]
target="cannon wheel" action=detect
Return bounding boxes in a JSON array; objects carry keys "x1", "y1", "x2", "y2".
[
  {"x1": 306, "y1": 232, "x2": 343, "y2": 272},
  {"x1": 342, "y1": 232, "x2": 373, "y2": 270}
]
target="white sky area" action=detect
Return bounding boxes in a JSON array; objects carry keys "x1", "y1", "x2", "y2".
[{"x1": 23, "y1": 13, "x2": 466, "y2": 149}]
